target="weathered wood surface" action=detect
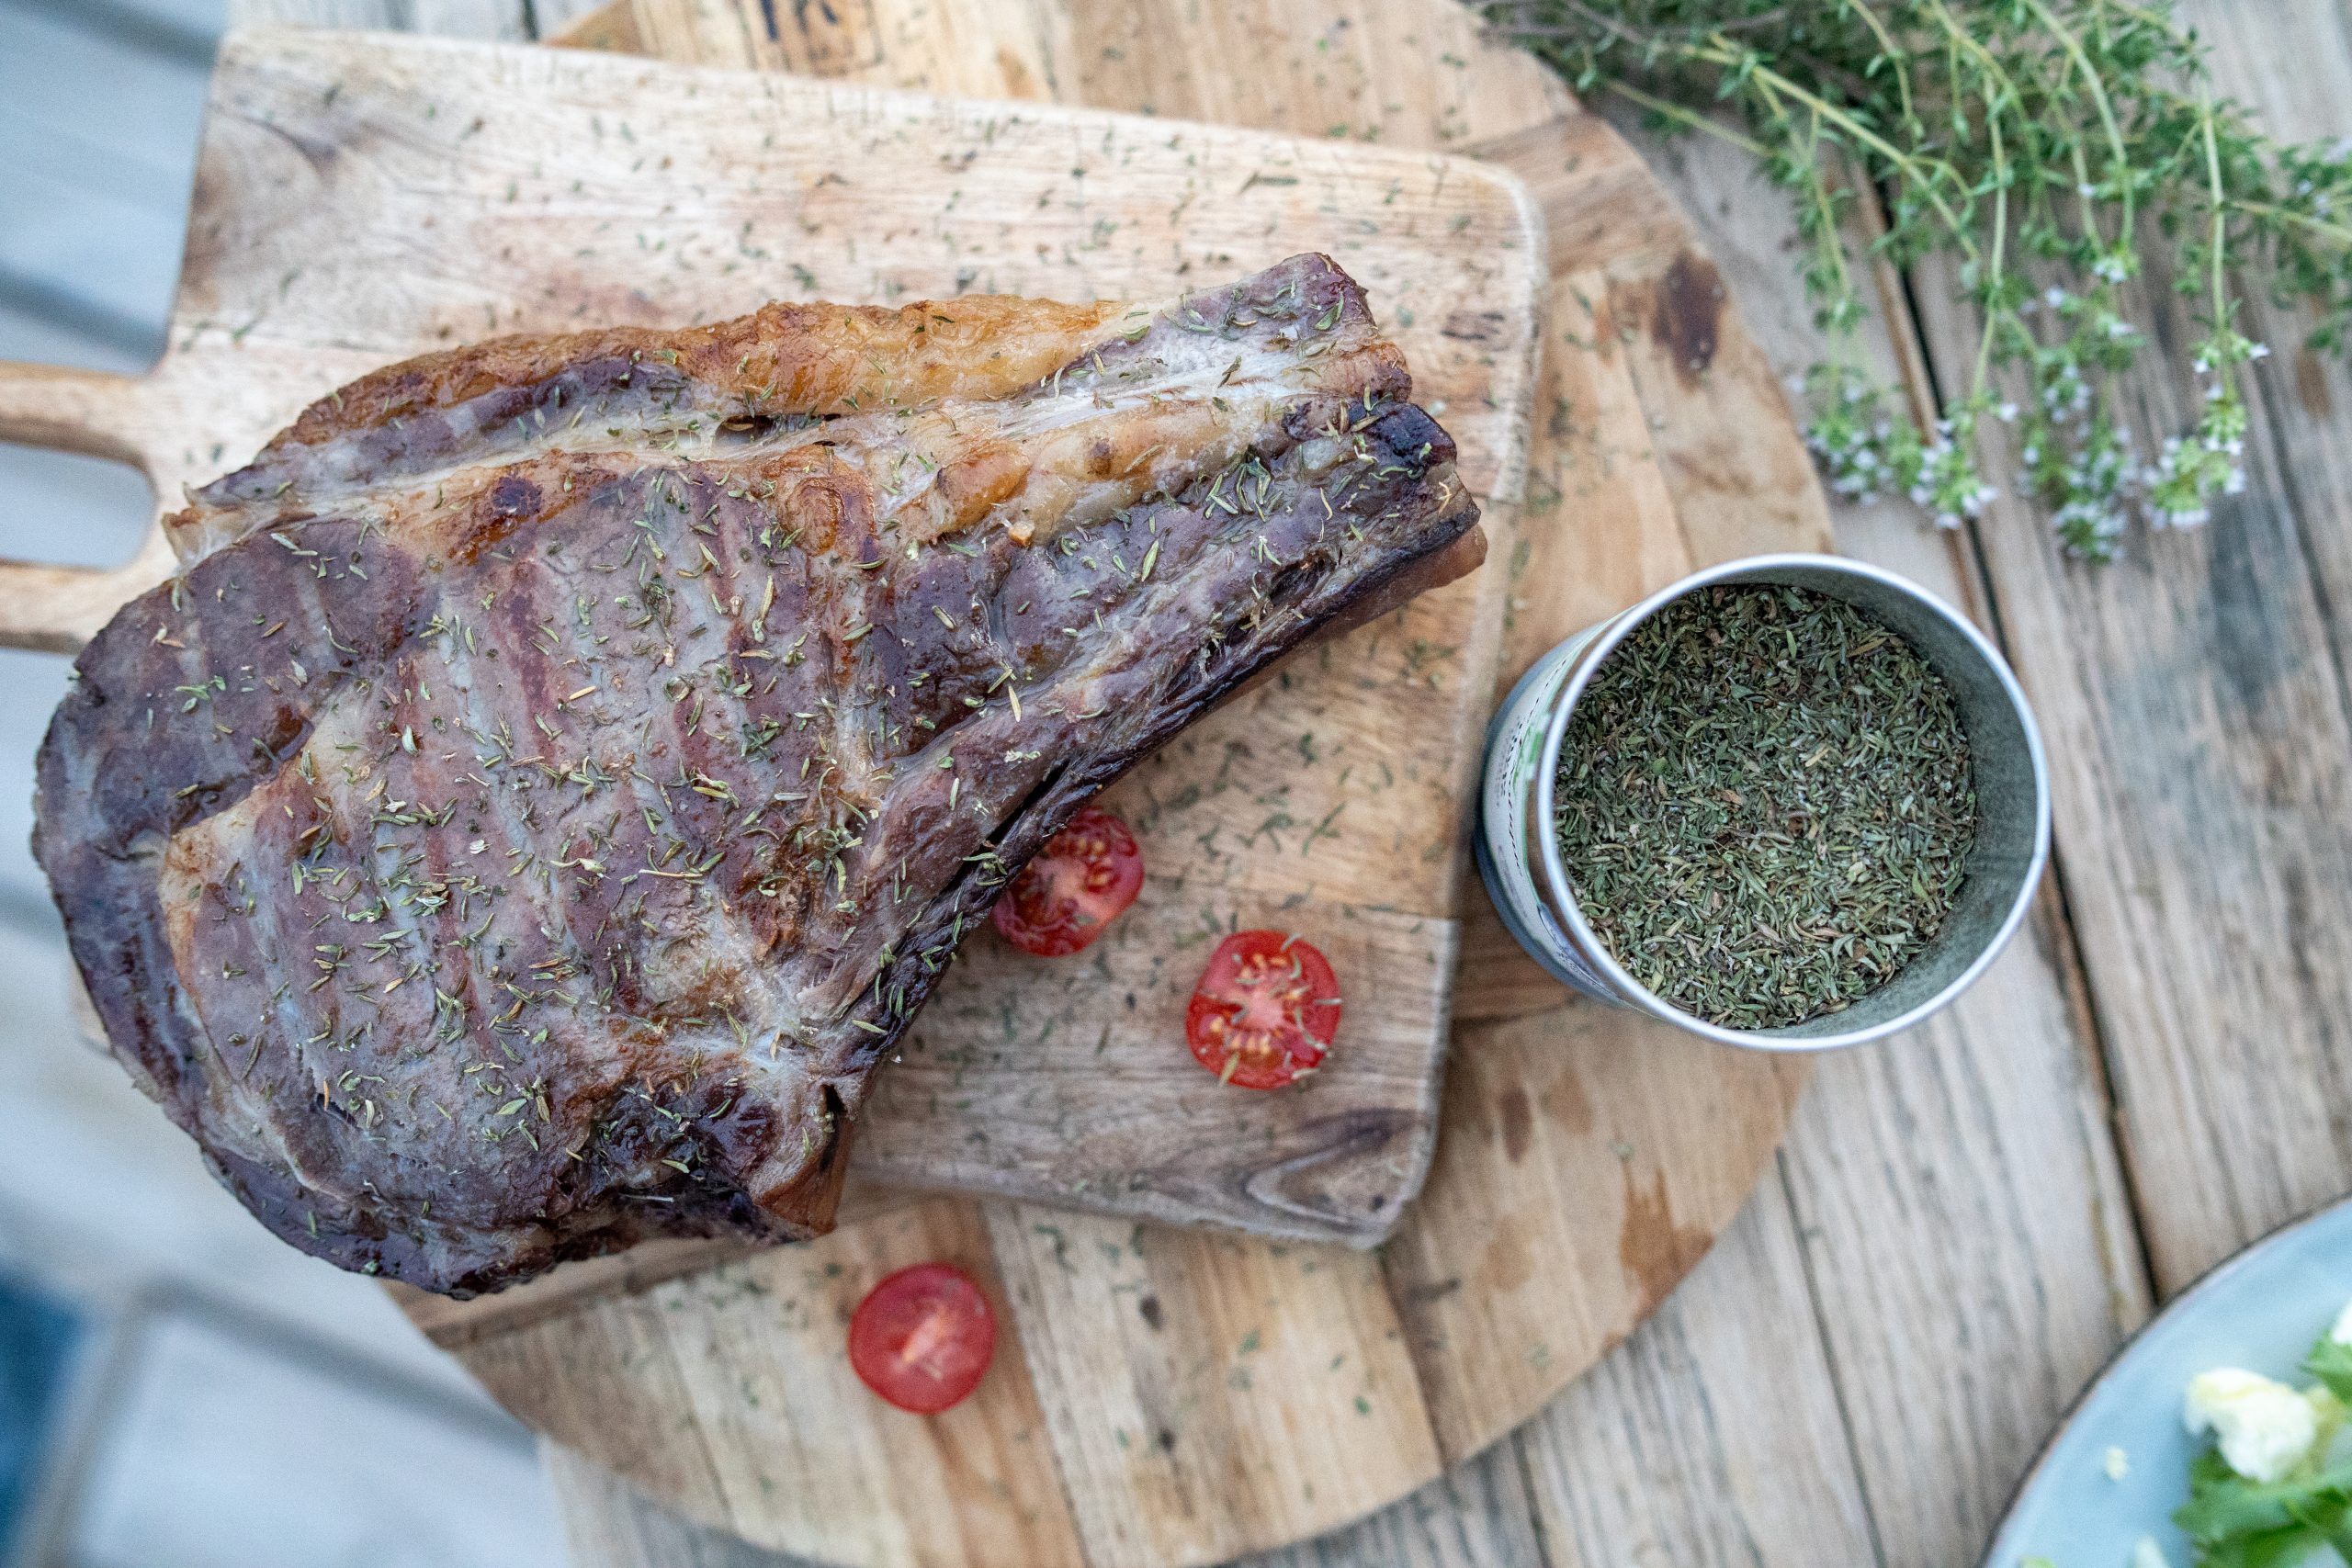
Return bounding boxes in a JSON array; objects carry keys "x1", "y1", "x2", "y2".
[
  {"x1": 187, "y1": 0, "x2": 2352, "y2": 1565},
  {"x1": 1922, "y1": 0, "x2": 2352, "y2": 1304}
]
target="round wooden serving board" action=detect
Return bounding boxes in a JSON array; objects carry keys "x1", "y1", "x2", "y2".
[
  {"x1": 435, "y1": 6, "x2": 1833, "y2": 1566},
  {"x1": 0, "y1": 4, "x2": 1832, "y2": 1566}
]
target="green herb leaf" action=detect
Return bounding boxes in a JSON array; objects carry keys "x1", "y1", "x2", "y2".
[
  {"x1": 2176, "y1": 1450, "x2": 2352, "y2": 1563},
  {"x1": 2306, "y1": 1336, "x2": 2352, "y2": 1406},
  {"x1": 1486, "y1": 0, "x2": 2335, "y2": 559}
]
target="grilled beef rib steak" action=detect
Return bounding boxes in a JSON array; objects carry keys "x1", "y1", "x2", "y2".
[{"x1": 35, "y1": 254, "x2": 1478, "y2": 1296}]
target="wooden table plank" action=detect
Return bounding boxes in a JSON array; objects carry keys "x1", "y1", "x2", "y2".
[
  {"x1": 1879, "y1": 0, "x2": 2352, "y2": 1307},
  {"x1": 548, "y1": 1434, "x2": 1553, "y2": 1568},
  {"x1": 1600, "y1": 108, "x2": 2154, "y2": 1567},
  {"x1": 1914, "y1": 261, "x2": 2352, "y2": 1294},
  {"x1": 1518, "y1": 1179, "x2": 1878, "y2": 1566},
  {"x1": 1230, "y1": 1448, "x2": 1549, "y2": 1568},
  {"x1": 2148, "y1": 0, "x2": 2352, "y2": 1284}
]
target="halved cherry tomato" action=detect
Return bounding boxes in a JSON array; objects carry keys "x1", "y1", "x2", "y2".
[
  {"x1": 1185, "y1": 930, "x2": 1342, "y2": 1089},
  {"x1": 847, "y1": 1262, "x2": 997, "y2": 1415},
  {"x1": 991, "y1": 806, "x2": 1145, "y2": 957}
]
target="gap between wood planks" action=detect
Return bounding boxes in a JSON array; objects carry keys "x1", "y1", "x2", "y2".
[
  {"x1": 1842, "y1": 157, "x2": 2166, "y2": 1332},
  {"x1": 1577, "y1": 93, "x2": 2154, "y2": 1568},
  {"x1": 1894, "y1": 0, "x2": 2352, "y2": 1303}
]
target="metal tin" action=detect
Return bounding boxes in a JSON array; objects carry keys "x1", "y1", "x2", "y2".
[{"x1": 1474, "y1": 553, "x2": 2052, "y2": 1052}]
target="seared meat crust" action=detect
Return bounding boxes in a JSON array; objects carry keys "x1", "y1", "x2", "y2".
[{"x1": 36, "y1": 254, "x2": 1477, "y2": 1295}]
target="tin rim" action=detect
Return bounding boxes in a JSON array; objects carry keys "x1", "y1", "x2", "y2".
[{"x1": 1528, "y1": 553, "x2": 2054, "y2": 1052}]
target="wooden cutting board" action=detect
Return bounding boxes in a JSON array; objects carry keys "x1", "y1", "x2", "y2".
[
  {"x1": 0, "y1": 26, "x2": 1544, "y2": 1244},
  {"x1": 0, "y1": 5, "x2": 1835, "y2": 1565}
]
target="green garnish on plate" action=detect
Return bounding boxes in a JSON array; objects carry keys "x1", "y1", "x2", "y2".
[
  {"x1": 2022, "y1": 1309, "x2": 2352, "y2": 1568},
  {"x1": 2173, "y1": 1328, "x2": 2352, "y2": 1566}
]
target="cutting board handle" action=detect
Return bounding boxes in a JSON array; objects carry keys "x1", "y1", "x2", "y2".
[
  {"x1": 0, "y1": 362, "x2": 173, "y2": 653},
  {"x1": 0, "y1": 361, "x2": 151, "y2": 463}
]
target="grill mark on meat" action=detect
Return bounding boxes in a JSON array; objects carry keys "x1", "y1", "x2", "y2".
[{"x1": 38, "y1": 254, "x2": 1478, "y2": 1295}]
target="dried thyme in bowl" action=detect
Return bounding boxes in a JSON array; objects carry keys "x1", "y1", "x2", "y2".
[{"x1": 1553, "y1": 584, "x2": 1977, "y2": 1031}]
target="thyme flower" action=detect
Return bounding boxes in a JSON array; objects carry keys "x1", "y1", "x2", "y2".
[{"x1": 1486, "y1": 0, "x2": 2352, "y2": 558}]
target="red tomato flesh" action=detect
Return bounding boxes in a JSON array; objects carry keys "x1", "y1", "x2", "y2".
[
  {"x1": 991, "y1": 806, "x2": 1145, "y2": 956},
  {"x1": 847, "y1": 1263, "x2": 996, "y2": 1415},
  {"x1": 1185, "y1": 930, "x2": 1342, "y2": 1089}
]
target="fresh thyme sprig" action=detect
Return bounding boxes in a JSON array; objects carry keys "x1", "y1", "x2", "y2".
[{"x1": 1484, "y1": 0, "x2": 2352, "y2": 558}]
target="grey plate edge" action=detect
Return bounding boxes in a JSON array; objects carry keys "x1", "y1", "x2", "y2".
[{"x1": 1980, "y1": 1190, "x2": 2352, "y2": 1567}]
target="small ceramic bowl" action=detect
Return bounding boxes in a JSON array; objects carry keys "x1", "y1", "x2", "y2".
[{"x1": 1473, "y1": 553, "x2": 2051, "y2": 1052}]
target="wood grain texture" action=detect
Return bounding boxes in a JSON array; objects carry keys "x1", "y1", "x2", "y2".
[
  {"x1": 471, "y1": 1196, "x2": 1090, "y2": 1568},
  {"x1": 985, "y1": 1201, "x2": 1439, "y2": 1568},
  {"x1": 1227, "y1": 1444, "x2": 1551, "y2": 1568},
  {"x1": 866, "y1": 893, "x2": 1457, "y2": 1239},
  {"x1": 545, "y1": 0, "x2": 644, "y2": 52},
  {"x1": 1518, "y1": 1177, "x2": 1879, "y2": 1566},
  {"x1": 1914, "y1": 247, "x2": 2352, "y2": 1304},
  {"x1": 620, "y1": 0, "x2": 1580, "y2": 140},
  {"x1": 392, "y1": 1178, "x2": 917, "y2": 1349},
  {"x1": 1962, "y1": 0, "x2": 2352, "y2": 1300},
  {"x1": 0, "y1": 365, "x2": 210, "y2": 651},
  {"x1": 1385, "y1": 999, "x2": 1805, "y2": 1461},
  {"x1": 1603, "y1": 106, "x2": 2153, "y2": 1566},
  {"x1": 1861, "y1": 0, "x2": 2352, "y2": 1314},
  {"x1": 551, "y1": 1435, "x2": 1555, "y2": 1568}
]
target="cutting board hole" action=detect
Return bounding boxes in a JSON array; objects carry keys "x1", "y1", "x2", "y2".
[{"x1": 0, "y1": 445, "x2": 153, "y2": 570}]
